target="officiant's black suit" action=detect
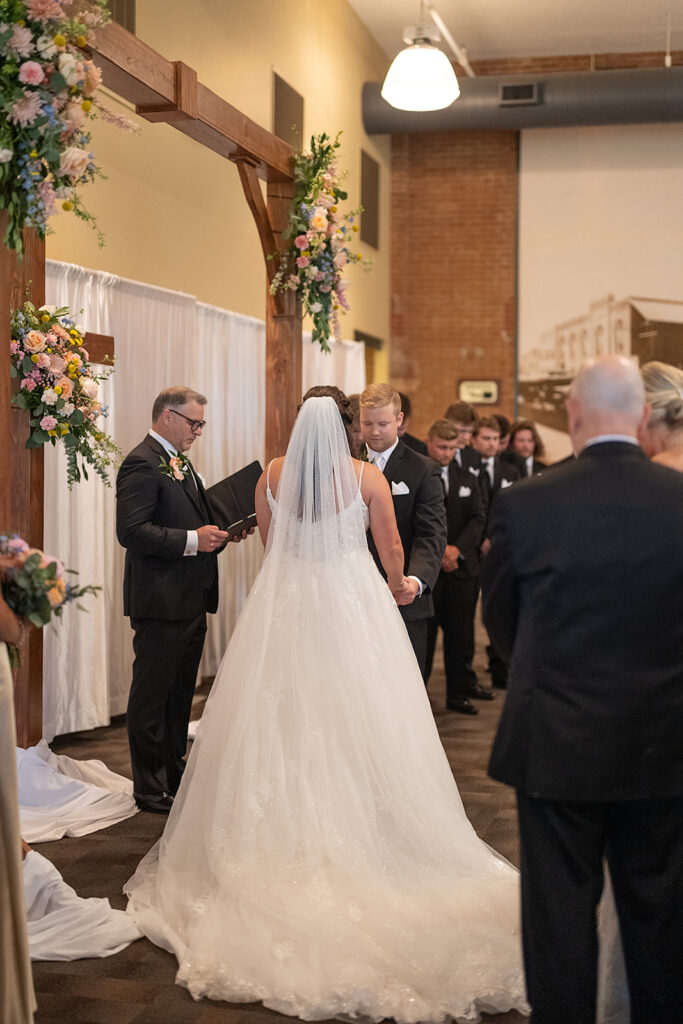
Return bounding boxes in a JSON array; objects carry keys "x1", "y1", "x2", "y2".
[
  {"x1": 366, "y1": 440, "x2": 447, "y2": 675},
  {"x1": 481, "y1": 441, "x2": 683, "y2": 1024},
  {"x1": 116, "y1": 434, "x2": 218, "y2": 804}
]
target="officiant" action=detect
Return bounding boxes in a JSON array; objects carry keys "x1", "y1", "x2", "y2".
[{"x1": 116, "y1": 386, "x2": 247, "y2": 814}]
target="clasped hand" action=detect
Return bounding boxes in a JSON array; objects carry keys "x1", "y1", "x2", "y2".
[{"x1": 390, "y1": 576, "x2": 419, "y2": 606}]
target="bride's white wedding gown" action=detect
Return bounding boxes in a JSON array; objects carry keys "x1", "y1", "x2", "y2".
[{"x1": 125, "y1": 398, "x2": 527, "y2": 1022}]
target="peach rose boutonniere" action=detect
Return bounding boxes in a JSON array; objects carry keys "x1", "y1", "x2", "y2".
[{"x1": 159, "y1": 452, "x2": 190, "y2": 482}]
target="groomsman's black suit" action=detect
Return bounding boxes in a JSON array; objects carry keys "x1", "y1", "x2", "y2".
[
  {"x1": 116, "y1": 434, "x2": 219, "y2": 805},
  {"x1": 365, "y1": 440, "x2": 447, "y2": 675},
  {"x1": 482, "y1": 441, "x2": 683, "y2": 1024},
  {"x1": 425, "y1": 463, "x2": 485, "y2": 702},
  {"x1": 454, "y1": 444, "x2": 483, "y2": 479},
  {"x1": 400, "y1": 431, "x2": 428, "y2": 455}
]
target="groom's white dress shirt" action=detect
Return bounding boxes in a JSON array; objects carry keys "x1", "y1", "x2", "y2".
[{"x1": 149, "y1": 429, "x2": 198, "y2": 556}]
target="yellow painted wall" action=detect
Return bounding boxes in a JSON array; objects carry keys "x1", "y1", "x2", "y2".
[{"x1": 46, "y1": 0, "x2": 390, "y2": 378}]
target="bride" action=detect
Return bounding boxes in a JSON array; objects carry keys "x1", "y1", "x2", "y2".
[{"x1": 125, "y1": 386, "x2": 527, "y2": 1022}]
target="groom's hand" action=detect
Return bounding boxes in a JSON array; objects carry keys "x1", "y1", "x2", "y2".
[
  {"x1": 197, "y1": 525, "x2": 229, "y2": 552},
  {"x1": 391, "y1": 577, "x2": 420, "y2": 606}
]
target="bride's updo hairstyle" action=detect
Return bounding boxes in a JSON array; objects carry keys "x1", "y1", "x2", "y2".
[
  {"x1": 300, "y1": 385, "x2": 356, "y2": 455},
  {"x1": 641, "y1": 361, "x2": 683, "y2": 442}
]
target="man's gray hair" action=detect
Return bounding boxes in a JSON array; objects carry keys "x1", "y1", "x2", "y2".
[
  {"x1": 152, "y1": 387, "x2": 207, "y2": 423},
  {"x1": 570, "y1": 356, "x2": 645, "y2": 419}
]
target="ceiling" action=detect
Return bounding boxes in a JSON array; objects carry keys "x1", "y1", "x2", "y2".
[{"x1": 346, "y1": 0, "x2": 682, "y2": 65}]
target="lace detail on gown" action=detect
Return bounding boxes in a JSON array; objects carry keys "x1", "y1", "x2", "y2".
[{"x1": 125, "y1": 407, "x2": 528, "y2": 1023}]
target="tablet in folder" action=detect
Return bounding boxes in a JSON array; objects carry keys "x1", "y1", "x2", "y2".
[{"x1": 206, "y1": 460, "x2": 262, "y2": 538}]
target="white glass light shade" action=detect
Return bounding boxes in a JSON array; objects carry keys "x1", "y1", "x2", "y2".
[{"x1": 381, "y1": 43, "x2": 460, "y2": 112}]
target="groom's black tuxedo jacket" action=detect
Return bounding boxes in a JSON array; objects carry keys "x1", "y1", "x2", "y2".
[
  {"x1": 116, "y1": 434, "x2": 218, "y2": 621},
  {"x1": 366, "y1": 440, "x2": 447, "y2": 623},
  {"x1": 482, "y1": 441, "x2": 683, "y2": 802}
]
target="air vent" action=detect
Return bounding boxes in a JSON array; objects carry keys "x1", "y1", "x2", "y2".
[{"x1": 499, "y1": 82, "x2": 539, "y2": 107}]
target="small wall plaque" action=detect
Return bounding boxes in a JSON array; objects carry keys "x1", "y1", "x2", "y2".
[{"x1": 458, "y1": 379, "x2": 500, "y2": 405}]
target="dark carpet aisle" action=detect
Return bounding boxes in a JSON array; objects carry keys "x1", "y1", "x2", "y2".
[{"x1": 33, "y1": 622, "x2": 525, "y2": 1024}]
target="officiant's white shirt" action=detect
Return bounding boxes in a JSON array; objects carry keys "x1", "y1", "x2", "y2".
[{"x1": 149, "y1": 429, "x2": 198, "y2": 556}]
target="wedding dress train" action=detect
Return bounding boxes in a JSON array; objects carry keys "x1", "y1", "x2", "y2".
[{"x1": 125, "y1": 398, "x2": 528, "y2": 1022}]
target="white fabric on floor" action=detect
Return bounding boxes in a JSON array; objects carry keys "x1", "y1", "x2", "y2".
[
  {"x1": 24, "y1": 850, "x2": 140, "y2": 960},
  {"x1": 17, "y1": 740, "x2": 137, "y2": 842},
  {"x1": 43, "y1": 259, "x2": 365, "y2": 739}
]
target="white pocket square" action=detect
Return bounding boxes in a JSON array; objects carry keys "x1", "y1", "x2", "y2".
[
  {"x1": 458, "y1": 485, "x2": 471, "y2": 497},
  {"x1": 501, "y1": 478, "x2": 514, "y2": 489},
  {"x1": 391, "y1": 481, "x2": 410, "y2": 495},
  {"x1": 469, "y1": 467, "x2": 480, "y2": 477}
]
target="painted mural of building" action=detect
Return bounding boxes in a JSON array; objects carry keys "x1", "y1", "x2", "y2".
[{"x1": 520, "y1": 296, "x2": 683, "y2": 381}]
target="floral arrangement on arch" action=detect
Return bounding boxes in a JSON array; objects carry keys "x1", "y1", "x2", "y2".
[
  {"x1": 10, "y1": 298, "x2": 120, "y2": 487},
  {"x1": 0, "y1": 0, "x2": 137, "y2": 255},
  {"x1": 0, "y1": 532, "x2": 100, "y2": 667},
  {"x1": 270, "y1": 132, "x2": 372, "y2": 353}
]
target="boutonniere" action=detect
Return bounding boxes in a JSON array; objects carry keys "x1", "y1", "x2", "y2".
[
  {"x1": 359, "y1": 444, "x2": 369, "y2": 462},
  {"x1": 159, "y1": 452, "x2": 189, "y2": 482}
]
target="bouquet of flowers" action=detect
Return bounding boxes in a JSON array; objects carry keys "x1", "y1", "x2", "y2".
[
  {"x1": 0, "y1": 0, "x2": 137, "y2": 255},
  {"x1": 269, "y1": 132, "x2": 372, "y2": 352},
  {"x1": 0, "y1": 532, "x2": 100, "y2": 667},
  {"x1": 10, "y1": 298, "x2": 120, "y2": 486}
]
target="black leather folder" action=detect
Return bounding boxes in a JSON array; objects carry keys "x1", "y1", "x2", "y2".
[{"x1": 206, "y1": 460, "x2": 262, "y2": 538}]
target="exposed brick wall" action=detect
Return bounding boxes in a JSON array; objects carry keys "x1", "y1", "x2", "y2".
[{"x1": 389, "y1": 51, "x2": 682, "y2": 440}]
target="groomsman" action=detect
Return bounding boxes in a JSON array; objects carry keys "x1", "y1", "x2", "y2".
[
  {"x1": 444, "y1": 401, "x2": 483, "y2": 478},
  {"x1": 398, "y1": 392, "x2": 428, "y2": 454},
  {"x1": 509, "y1": 419, "x2": 547, "y2": 477},
  {"x1": 116, "y1": 387, "x2": 245, "y2": 813},
  {"x1": 482, "y1": 356, "x2": 683, "y2": 1024},
  {"x1": 360, "y1": 383, "x2": 446, "y2": 675},
  {"x1": 424, "y1": 420, "x2": 490, "y2": 714}
]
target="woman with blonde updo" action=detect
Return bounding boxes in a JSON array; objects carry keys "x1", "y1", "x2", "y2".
[{"x1": 639, "y1": 360, "x2": 683, "y2": 471}]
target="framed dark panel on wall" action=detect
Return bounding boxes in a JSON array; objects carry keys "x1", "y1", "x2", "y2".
[
  {"x1": 272, "y1": 72, "x2": 304, "y2": 152},
  {"x1": 360, "y1": 150, "x2": 379, "y2": 250},
  {"x1": 109, "y1": 0, "x2": 135, "y2": 33}
]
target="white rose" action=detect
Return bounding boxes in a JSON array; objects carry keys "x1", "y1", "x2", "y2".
[
  {"x1": 58, "y1": 146, "x2": 90, "y2": 179},
  {"x1": 58, "y1": 52, "x2": 83, "y2": 87},
  {"x1": 0, "y1": 148, "x2": 13, "y2": 164},
  {"x1": 61, "y1": 401, "x2": 75, "y2": 416},
  {"x1": 310, "y1": 302, "x2": 323, "y2": 314},
  {"x1": 37, "y1": 35, "x2": 58, "y2": 58},
  {"x1": 80, "y1": 377, "x2": 99, "y2": 399},
  {"x1": 42, "y1": 388, "x2": 58, "y2": 406}
]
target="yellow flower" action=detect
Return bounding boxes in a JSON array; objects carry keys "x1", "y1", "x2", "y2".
[
  {"x1": 330, "y1": 206, "x2": 338, "y2": 213},
  {"x1": 62, "y1": 200, "x2": 73, "y2": 212},
  {"x1": 69, "y1": 329, "x2": 78, "y2": 336},
  {"x1": 81, "y1": 99, "x2": 92, "y2": 112},
  {"x1": 46, "y1": 347, "x2": 52, "y2": 353},
  {"x1": 31, "y1": 353, "x2": 40, "y2": 363},
  {"x1": 76, "y1": 35, "x2": 87, "y2": 48},
  {"x1": 54, "y1": 386, "x2": 63, "y2": 395},
  {"x1": 60, "y1": 424, "x2": 69, "y2": 435},
  {"x1": 31, "y1": 150, "x2": 39, "y2": 159},
  {"x1": 54, "y1": 33, "x2": 66, "y2": 47},
  {"x1": 41, "y1": 313, "x2": 50, "y2": 322},
  {"x1": 48, "y1": 429, "x2": 57, "y2": 437},
  {"x1": 352, "y1": 224, "x2": 359, "y2": 232}
]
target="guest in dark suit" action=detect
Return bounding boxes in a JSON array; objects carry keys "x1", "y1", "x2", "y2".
[
  {"x1": 509, "y1": 419, "x2": 546, "y2": 477},
  {"x1": 116, "y1": 387, "x2": 238, "y2": 814},
  {"x1": 482, "y1": 355, "x2": 683, "y2": 1024},
  {"x1": 424, "y1": 420, "x2": 490, "y2": 714},
  {"x1": 494, "y1": 414, "x2": 527, "y2": 477},
  {"x1": 360, "y1": 383, "x2": 446, "y2": 676},
  {"x1": 398, "y1": 391, "x2": 428, "y2": 455},
  {"x1": 443, "y1": 401, "x2": 483, "y2": 479}
]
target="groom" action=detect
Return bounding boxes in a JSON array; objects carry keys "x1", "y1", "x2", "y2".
[
  {"x1": 360, "y1": 383, "x2": 446, "y2": 676},
  {"x1": 116, "y1": 386, "x2": 233, "y2": 813}
]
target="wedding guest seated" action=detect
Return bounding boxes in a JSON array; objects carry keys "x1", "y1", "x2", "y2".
[
  {"x1": 510, "y1": 418, "x2": 547, "y2": 476},
  {"x1": 424, "y1": 420, "x2": 490, "y2": 715},
  {"x1": 639, "y1": 361, "x2": 683, "y2": 472},
  {"x1": 443, "y1": 401, "x2": 482, "y2": 476},
  {"x1": 398, "y1": 392, "x2": 428, "y2": 454}
]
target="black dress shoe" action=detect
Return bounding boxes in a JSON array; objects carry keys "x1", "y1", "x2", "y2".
[
  {"x1": 466, "y1": 683, "x2": 496, "y2": 701},
  {"x1": 446, "y1": 697, "x2": 478, "y2": 715},
  {"x1": 135, "y1": 792, "x2": 174, "y2": 814}
]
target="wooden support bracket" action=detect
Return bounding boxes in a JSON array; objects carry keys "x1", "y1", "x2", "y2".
[
  {"x1": 233, "y1": 153, "x2": 286, "y2": 314},
  {"x1": 136, "y1": 61, "x2": 198, "y2": 123}
]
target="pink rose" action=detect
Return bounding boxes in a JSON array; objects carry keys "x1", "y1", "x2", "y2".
[
  {"x1": 55, "y1": 376, "x2": 74, "y2": 399},
  {"x1": 333, "y1": 252, "x2": 347, "y2": 269},
  {"x1": 169, "y1": 456, "x2": 185, "y2": 481},
  {"x1": 18, "y1": 61, "x2": 46, "y2": 86},
  {"x1": 49, "y1": 353, "x2": 67, "y2": 374},
  {"x1": 10, "y1": 341, "x2": 18, "y2": 354},
  {"x1": 63, "y1": 100, "x2": 86, "y2": 132},
  {"x1": 21, "y1": 377, "x2": 37, "y2": 391},
  {"x1": 58, "y1": 146, "x2": 90, "y2": 179},
  {"x1": 37, "y1": 352, "x2": 51, "y2": 369},
  {"x1": 296, "y1": 255, "x2": 309, "y2": 269},
  {"x1": 40, "y1": 415, "x2": 58, "y2": 431},
  {"x1": 7, "y1": 537, "x2": 30, "y2": 555},
  {"x1": 294, "y1": 235, "x2": 309, "y2": 250},
  {"x1": 83, "y1": 60, "x2": 102, "y2": 96},
  {"x1": 52, "y1": 324, "x2": 70, "y2": 341},
  {"x1": 24, "y1": 330, "x2": 47, "y2": 354},
  {"x1": 80, "y1": 348, "x2": 89, "y2": 361}
]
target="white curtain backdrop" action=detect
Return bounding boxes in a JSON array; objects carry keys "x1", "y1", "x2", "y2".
[{"x1": 42, "y1": 261, "x2": 364, "y2": 740}]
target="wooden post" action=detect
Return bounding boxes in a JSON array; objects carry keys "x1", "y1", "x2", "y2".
[
  {"x1": 0, "y1": 215, "x2": 45, "y2": 747},
  {"x1": 265, "y1": 181, "x2": 302, "y2": 461}
]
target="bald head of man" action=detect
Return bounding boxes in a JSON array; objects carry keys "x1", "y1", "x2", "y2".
[{"x1": 566, "y1": 355, "x2": 649, "y2": 453}]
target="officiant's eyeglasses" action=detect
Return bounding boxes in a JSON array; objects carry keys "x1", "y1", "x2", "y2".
[{"x1": 170, "y1": 409, "x2": 206, "y2": 432}]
